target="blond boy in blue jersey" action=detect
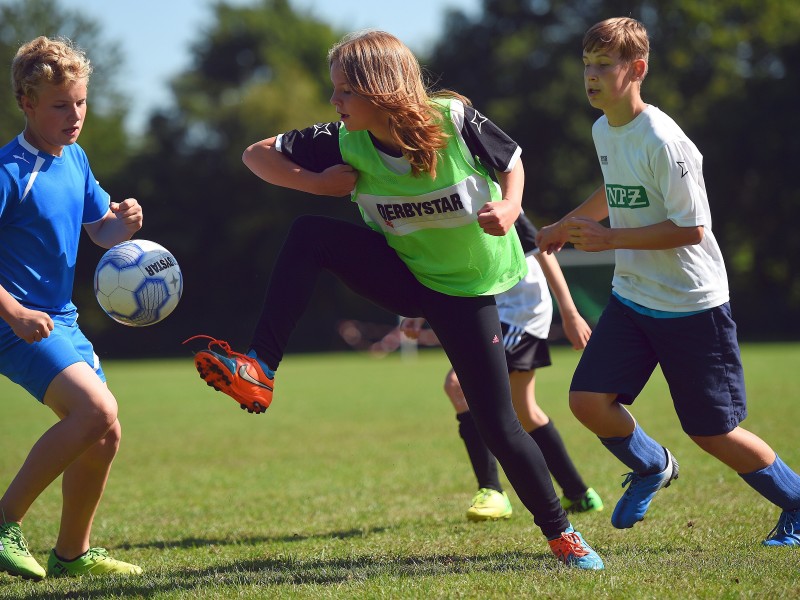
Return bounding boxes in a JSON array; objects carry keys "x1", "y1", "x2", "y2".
[{"x1": 0, "y1": 36, "x2": 144, "y2": 579}]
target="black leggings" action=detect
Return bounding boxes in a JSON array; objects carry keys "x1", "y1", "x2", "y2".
[{"x1": 251, "y1": 215, "x2": 568, "y2": 537}]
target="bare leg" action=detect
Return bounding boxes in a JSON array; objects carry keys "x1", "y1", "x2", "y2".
[
  {"x1": 569, "y1": 390, "x2": 635, "y2": 437},
  {"x1": 509, "y1": 370, "x2": 548, "y2": 431},
  {"x1": 443, "y1": 368, "x2": 469, "y2": 413},
  {"x1": 0, "y1": 362, "x2": 118, "y2": 558},
  {"x1": 54, "y1": 420, "x2": 120, "y2": 559},
  {"x1": 445, "y1": 369, "x2": 549, "y2": 429},
  {"x1": 689, "y1": 426, "x2": 775, "y2": 473}
]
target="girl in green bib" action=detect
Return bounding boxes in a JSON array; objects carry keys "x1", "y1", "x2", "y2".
[{"x1": 187, "y1": 30, "x2": 603, "y2": 570}]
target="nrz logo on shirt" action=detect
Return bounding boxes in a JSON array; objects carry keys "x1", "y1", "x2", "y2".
[
  {"x1": 376, "y1": 193, "x2": 465, "y2": 223},
  {"x1": 605, "y1": 185, "x2": 650, "y2": 208}
]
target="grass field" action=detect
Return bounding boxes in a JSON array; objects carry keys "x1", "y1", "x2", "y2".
[{"x1": 0, "y1": 342, "x2": 798, "y2": 598}]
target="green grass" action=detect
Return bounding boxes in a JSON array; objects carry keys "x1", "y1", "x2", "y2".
[{"x1": 0, "y1": 343, "x2": 798, "y2": 598}]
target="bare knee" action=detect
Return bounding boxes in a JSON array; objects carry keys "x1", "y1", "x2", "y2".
[
  {"x1": 443, "y1": 369, "x2": 468, "y2": 413},
  {"x1": 44, "y1": 363, "x2": 118, "y2": 440},
  {"x1": 81, "y1": 402, "x2": 119, "y2": 442},
  {"x1": 93, "y1": 418, "x2": 122, "y2": 460},
  {"x1": 569, "y1": 391, "x2": 599, "y2": 425},
  {"x1": 568, "y1": 390, "x2": 633, "y2": 438},
  {"x1": 102, "y1": 418, "x2": 122, "y2": 451}
]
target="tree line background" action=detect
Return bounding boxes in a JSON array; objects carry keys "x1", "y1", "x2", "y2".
[{"x1": 1, "y1": 0, "x2": 797, "y2": 358}]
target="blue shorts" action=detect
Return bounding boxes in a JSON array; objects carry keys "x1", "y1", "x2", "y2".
[
  {"x1": 0, "y1": 315, "x2": 105, "y2": 403},
  {"x1": 570, "y1": 295, "x2": 747, "y2": 436}
]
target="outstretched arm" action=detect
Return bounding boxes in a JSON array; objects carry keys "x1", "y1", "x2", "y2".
[
  {"x1": 242, "y1": 136, "x2": 357, "y2": 197},
  {"x1": 564, "y1": 218, "x2": 703, "y2": 252},
  {"x1": 537, "y1": 184, "x2": 703, "y2": 253},
  {"x1": 536, "y1": 185, "x2": 609, "y2": 254}
]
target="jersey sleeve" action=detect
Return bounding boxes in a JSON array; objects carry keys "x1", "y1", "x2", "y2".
[
  {"x1": 83, "y1": 170, "x2": 110, "y2": 224},
  {"x1": 276, "y1": 122, "x2": 345, "y2": 173},
  {"x1": 513, "y1": 211, "x2": 539, "y2": 255},
  {"x1": 75, "y1": 146, "x2": 110, "y2": 224},
  {"x1": 653, "y1": 140, "x2": 709, "y2": 228},
  {"x1": 450, "y1": 100, "x2": 521, "y2": 173}
]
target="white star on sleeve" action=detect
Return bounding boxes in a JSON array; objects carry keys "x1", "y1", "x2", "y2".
[
  {"x1": 312, "y1": 123, "x2": 334, "y2": 138},
  {"x1": 470, "y1": 110, "x2": 488, "y2": 134}
]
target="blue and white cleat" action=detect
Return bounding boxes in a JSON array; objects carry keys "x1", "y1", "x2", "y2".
[
  {"x1": 611, "y1": 448, "x2": 679, "y2": 529},
  {"x1": 762, "y1": 509, "x2": 800, "y2": 546}
]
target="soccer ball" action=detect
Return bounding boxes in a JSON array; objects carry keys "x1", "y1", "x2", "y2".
[{"x1": 94, "y1": 240, "x2": 183, "y2": 327}]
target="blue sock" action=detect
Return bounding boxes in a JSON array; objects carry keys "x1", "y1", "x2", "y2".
[
  {"x1": 599, "y1": 425, "x2": 666, "y2": 474},
  {"x1": 740, "y1": 455, "x2": 800, "y2": 511},
  {"x1": 246, "y1": 349, "x2": 275, "y2": 378}
]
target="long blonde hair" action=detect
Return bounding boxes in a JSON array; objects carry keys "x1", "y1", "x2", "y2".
[
  {"x1": 12, "y1": 36, "x2": 92, "y2": 109},
  {"x1": 328, "y1": 30, "x2": 469, "y2": 178}
]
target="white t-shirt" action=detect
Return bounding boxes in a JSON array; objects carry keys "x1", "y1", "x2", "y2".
[
  {"x1": 593, "y1": 105, "x2": 729, "y2": 312},
  {"x1": 496, "y1": 253, "x2": 552, "y2": 340}
]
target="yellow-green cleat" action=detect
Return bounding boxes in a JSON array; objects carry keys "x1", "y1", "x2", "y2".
[
  {"x1": 0, "y1": 522, "x2": 45, "y2": 581},
  {"x1": 466, "y1": 488, "x2": 513, "y2": 521},
  {"x1": 560, "y1": 487, "x2": 604, "y2": 514},
  {"x1": 46, "y1": 547, "x2": 142, "y2": 577}
]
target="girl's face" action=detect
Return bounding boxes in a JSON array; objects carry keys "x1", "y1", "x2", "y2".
[
  {"x1": 582, "y1": 48, "x2": 645, "y2": 125},
  {"x1": 329, "y1": 59, "x2": 389, "y2": 134},
  {"x1": 22, "y1": 79, "x2": 87, "y2": 156}
]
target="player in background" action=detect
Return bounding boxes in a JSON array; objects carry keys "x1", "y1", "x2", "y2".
[
  {"x1": 537, "y1": 17, "x2": 800, "y2": 545},
  {"x1": 187, "y1": 30, "x2": 603, "y2": 569},
  {"x1": 0, "y1": 36, "x2": 144, "y2": 579},
  {"x1": 402, "y1": 212, "x2": 603, "y2": 521}
]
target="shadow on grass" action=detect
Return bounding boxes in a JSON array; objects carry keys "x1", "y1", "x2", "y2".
[
  {"x1": 115, "y1": 526, "x2": 390, "y2": 550},
  {"x1": 2, "y1": 550, "x2": 552, "y2": 599}
]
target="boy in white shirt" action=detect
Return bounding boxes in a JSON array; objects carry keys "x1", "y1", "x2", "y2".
[{"x1": 537, "y1": 16, "x2": 800, "y2": 546}]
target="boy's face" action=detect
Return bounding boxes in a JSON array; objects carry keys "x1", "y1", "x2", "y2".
[
  {"x1": 21, "y1": 79, "x2": 87, "y2": 156},
  {"x1": 329, "y1": 59, "x2": 389, "y2": 134},
  {"x1": 583, "y1": 47, "x2": 645, "y2": 123}
]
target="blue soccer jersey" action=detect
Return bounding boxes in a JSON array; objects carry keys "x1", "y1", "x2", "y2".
[{"x1": 0, "y1": 134, "x2": 109, "y2": 316}]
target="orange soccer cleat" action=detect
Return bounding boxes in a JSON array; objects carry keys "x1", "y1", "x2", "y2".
[
  {"x1": 183, "y1": 335, "x2": 275, "y2": 414},
  {"x1": 547, "y1": 526, "x2": 604, "y2": 570}
]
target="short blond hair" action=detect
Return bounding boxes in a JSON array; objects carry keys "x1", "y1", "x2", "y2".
[
  {"x1": 11, "y1": 36, "x2": 92, "y2": 109},
  {"x1": 583, "y1": 17, "x2": 649, "y2": 67}
]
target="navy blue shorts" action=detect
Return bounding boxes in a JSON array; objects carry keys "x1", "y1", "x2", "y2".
[
  {"x1": 570, "y1": 295, "x2": 747, "y2": 436},
  {"x1": 0, "y1": 315, "x2": 105, "y2": 402},
  {"x1": 501, "y1": 323, "x2": 551, "y2": 373}
]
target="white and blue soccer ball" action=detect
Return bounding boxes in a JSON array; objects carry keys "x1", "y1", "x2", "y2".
[{"x1": 94, "y1": 239, "x2": 183, "y2": 327}]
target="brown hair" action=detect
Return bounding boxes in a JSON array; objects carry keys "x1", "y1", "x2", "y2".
[
  {"x1": 328, "y1": 30, "x2": 469, "y2": 178},
  {"x1": 11, "y1": 36, "x2": 92, "y2": 109},
  {"x1": 583, "y1": 17, "x2": 649, "y2": 74}
]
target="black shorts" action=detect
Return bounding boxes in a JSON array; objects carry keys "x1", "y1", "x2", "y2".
[{"x1": 502, "y1": 322, "x2": 551, "y2": 373}]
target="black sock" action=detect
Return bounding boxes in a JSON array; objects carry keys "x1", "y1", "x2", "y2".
[
  {"x1": 53, "y1": 548, "x2": 88, "y2": 563},
  {"x1": 457, "y1": 411, "x2": 502, "y2": 492},
  {"x1": 529, "y1": 420, "x2": 587, "y2": 500}
]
